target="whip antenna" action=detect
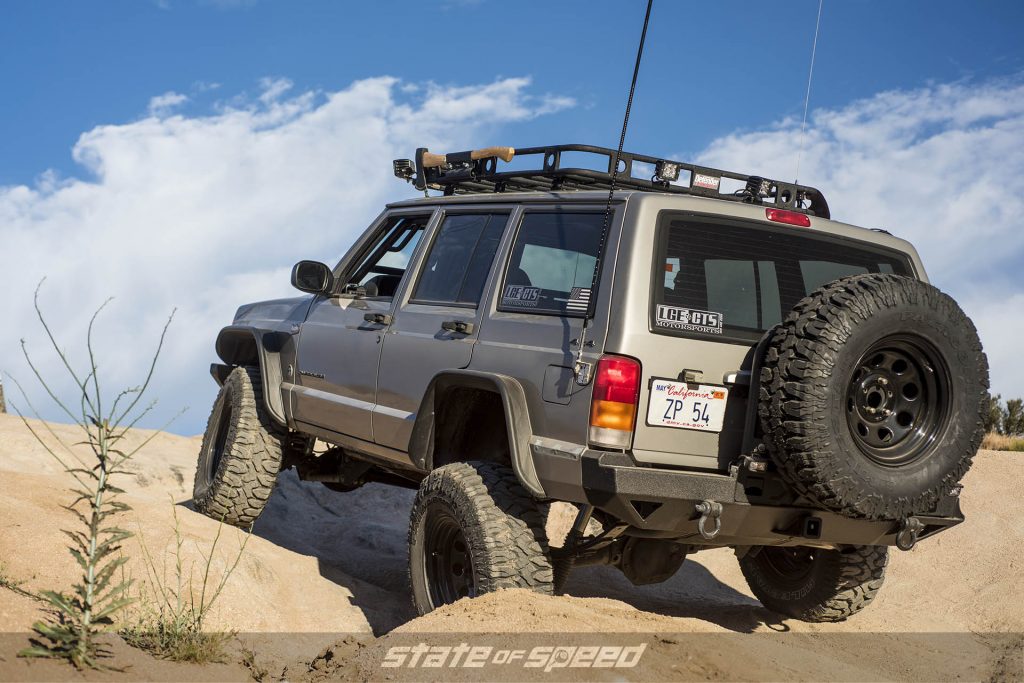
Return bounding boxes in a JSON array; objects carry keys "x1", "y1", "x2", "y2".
[
  {"x1": 795, "y1": 0, "x2": 823, "y2": 184},
  {"x1": 574, "y1": 0, "x2": 653, "y2": 382}
]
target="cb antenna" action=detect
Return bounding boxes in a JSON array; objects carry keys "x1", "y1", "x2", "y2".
[
  {"x1": 574, "y1": 0, "x2": 654, "y2": 383},
  {"x1": 795, "y1": 0, "x2": 824, "y2": 185}
]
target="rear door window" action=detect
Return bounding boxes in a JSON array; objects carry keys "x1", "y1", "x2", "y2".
[
  {"x1": 499, "y1": 212, "x2": 605, "y2": 316},
  {"x1": 655, "y1": 215, "x2": 913, "y2": 341}
]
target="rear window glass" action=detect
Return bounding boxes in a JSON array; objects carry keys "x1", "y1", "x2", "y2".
[
  {"x1": 655, "y1": 217, "x2": 912, "y2": 340},
  {"x1": 499, "y1": 212, "x2": 604, "y2": 316}
]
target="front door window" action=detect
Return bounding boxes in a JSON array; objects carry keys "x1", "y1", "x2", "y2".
[{"x1": 345, "y1": 215, "x2": 429, "y2": 299}]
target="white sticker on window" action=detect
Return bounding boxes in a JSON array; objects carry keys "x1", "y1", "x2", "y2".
[
  {"x1": 655, "y1": 305, "x2": 724, "y2": 334},
  {"x1": 502, "y1": 285, "x2": 541, "y2": 307}
]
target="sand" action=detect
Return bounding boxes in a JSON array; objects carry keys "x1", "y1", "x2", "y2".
[{"x1": 0, "y1": 412, "x2": 1021, "y2": 681}]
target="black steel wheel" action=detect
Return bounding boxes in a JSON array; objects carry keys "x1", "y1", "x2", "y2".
[
  {"x1": 204, "y1": 399, "x2": 232, "y2": 483},
  {"x1": 408, "y1": 462, "x2": 553, "y2": 615},
  {"x1": 422, "y1": 504, "x2": 476, "y2": 605},
  {"x1": 845, "y1": 335, "x2": 951, "y2": 466},
  {"x1": 758, "y1": 546, "x2": 816, "y2": 585},
  {"x1": 760, "y1": 274, "x2": 988, "y2": 519}
]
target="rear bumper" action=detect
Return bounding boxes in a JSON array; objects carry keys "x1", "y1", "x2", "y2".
[{"x1": 532, "y1": 441, "x2": 963, "y2": 548}]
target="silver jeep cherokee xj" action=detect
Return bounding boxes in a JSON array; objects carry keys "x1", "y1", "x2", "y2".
[{"x1": 194, "y1": 144, "x2": 987, "y2": 622}]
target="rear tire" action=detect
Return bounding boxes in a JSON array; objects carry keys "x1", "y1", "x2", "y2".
[
  {"x1": 193, "y1": 366, "x2": 283, "y2": 527},
  {"x1": 739, "y1": 545, "x2": 888, "y2": 622},
  {"x1": 408, "y1": 461, "x2": 553, "y2": 615}
]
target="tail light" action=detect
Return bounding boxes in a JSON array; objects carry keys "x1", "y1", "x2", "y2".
[
  {"x1": 765, "y1": 208, "x2": 812, "y2": 227},
  {"x1": 589, "y1": 355, "x2": 641, "y2": 449}
]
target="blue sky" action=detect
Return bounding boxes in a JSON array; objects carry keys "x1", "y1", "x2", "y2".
[
  {"x1": 4, "y1": 0, "x2": 1023, "y2": 185},
  {"x1": 2, "y1": 0, "x2": 1023, "y2": 434}
]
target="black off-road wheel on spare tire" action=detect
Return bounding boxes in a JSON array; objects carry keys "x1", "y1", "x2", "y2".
[
  {"x1": 760, "y1": 274, "x2": 988, "y2": 520},
  {"x1": 739, "y1": 545, "x2": 888, "y2": 622},
  {"x1": 408, "y1": 461, "x2": 554, "y2": 615},
  {"x1": 193, "y1": 366, "x2": 284, "y2": 527}
]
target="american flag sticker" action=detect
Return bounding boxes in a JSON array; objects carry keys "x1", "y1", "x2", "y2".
[{"x1": 565, "y1": 287, "x2": 591, "y2": 312}]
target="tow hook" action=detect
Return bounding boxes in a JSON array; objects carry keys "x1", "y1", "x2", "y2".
[
  {"x1": 695, "y1": 500, "x2": 723, "y2": 540},
  {"x1": 896, "y1": 517, "x2": 924, "y2": 551}
]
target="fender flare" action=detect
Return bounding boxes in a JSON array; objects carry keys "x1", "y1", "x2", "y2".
[
  {"x1": 213, "y1": 325, "x2": 289, "y2": 427},
  {"x1": 409, "y1": 370, "x2": 543, "y2": 497}
]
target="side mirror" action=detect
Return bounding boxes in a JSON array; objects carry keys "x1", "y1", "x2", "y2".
[{"x1": 291, "y1": 260, "x2": 334, "y2": 295}]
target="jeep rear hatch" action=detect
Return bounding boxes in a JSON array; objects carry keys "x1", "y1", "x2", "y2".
[
  {"x1": 652, "y1": 214, "x2": 914, "y2": 344},
  {"x1": 628, "y1": 212, "x2": 915, "y2": 471}
]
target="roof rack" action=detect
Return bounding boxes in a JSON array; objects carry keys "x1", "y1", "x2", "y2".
[{"x1": 392, "y1": 143, "x2": 830, "y2": 219}]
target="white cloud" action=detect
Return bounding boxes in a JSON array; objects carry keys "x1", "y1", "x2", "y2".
[
  {"x1": 0, "y1": 76, "x2": 572, "y2": 433},
  {"x1": 147, "y1": 91, "x2": 189, "y2": 117},
  {"x1": 257, "y1": 77, "x2": 293, "y2": 105},
  {"x1": 192, "y1": 80, "x2": 222, "y2": 93},
  {"x1": 697, "y1": 76, "x2": 1024, "y2": 399}
]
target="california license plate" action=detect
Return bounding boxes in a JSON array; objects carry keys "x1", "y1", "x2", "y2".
[{"x1": 646, "y1": 379, "x2": 729, "y2": 432}]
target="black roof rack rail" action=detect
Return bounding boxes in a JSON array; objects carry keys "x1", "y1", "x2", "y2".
[{"x1": 393, "y1": 143, "x2": 830, "y2": 219}]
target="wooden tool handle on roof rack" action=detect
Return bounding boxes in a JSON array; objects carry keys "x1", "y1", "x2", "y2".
[{"x1": 421, "y1": 146, "x2": 516, "y2": 168}]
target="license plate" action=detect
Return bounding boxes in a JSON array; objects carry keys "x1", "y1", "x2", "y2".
[{"x1": 646, "y1": 380, "x2": 729, "y2": 432}]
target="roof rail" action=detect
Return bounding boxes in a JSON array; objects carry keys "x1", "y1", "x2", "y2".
[{"x1": 392, "y1": 143, "x2": 830, "y2": 219}]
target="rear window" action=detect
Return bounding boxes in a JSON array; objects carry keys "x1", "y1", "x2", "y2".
[{"x1": 654, "y1": 216, "x2": 913, "y2": 341}]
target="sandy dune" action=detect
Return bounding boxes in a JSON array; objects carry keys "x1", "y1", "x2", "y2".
[{"x1": 0, "y1": 412, "x2": 1021, "y2": 680}]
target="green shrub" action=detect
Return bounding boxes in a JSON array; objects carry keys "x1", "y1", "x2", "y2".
[
  {"x1": 120, "y1": 503, "x2": 249, "y2": 663},
  {"x1": 6, "y1": 282, "x2": 174, "y2": 669}
]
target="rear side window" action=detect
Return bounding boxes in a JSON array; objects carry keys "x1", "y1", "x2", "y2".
[
  {"x1": 655, "y1": 216, "x2": 912, "y2": 341},
  {"x1": 412, "y1": 213, "x2": 508, "y2": 306},
  {"x1": 499, "y1": 212, "x2": 604, "y2": 316}
]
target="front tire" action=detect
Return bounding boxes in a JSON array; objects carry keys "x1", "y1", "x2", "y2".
[
  {"x1": 739, "y1": 545, "x2": 888, "y2": 622},
  {"x1": 408, "y1": 462, "x2": 553, "y2": 615},
  {"x1": 193, "y1": 366, "x2": 283, "y2": 527}
]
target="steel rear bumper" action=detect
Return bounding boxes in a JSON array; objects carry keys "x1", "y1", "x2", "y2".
[{"x1": 533, "y1": 444, "x2": 963, "y2": 548}]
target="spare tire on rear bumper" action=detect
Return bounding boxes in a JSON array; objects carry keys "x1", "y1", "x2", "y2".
[{"x1": 759, "y1": 273, "x2": 988, "y2": 520}]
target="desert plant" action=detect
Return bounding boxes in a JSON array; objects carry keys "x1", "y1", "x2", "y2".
[
  {"x1": 1004, "y1": 398, "x2": 1024, "y2": 437},
  {"x1": 121, "y1": 503, "x2": 249, "y2": 663},
  {"x1": 982, "y1": 432, "x2": 1024, "y2": 452},
  {"x1": 0, "y1": 562, "x2": 25, "y2": 594},
  {"x1": 6, "y1": 282, "x2": 174, "y2": 669},
  {"x1": 982, "y1": 392, "x2": 1004, "y2": 434},
  {"x1": 239, "y1": 647, "x2": 270, "y2": 682}
]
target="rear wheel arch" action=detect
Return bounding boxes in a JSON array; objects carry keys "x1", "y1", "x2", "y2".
[
  {"x1": 410, "y1": 371, "x2": 543, "y2": 497},
  {"x1": 214, "y1": 325, "x2": 288, "y2": 427}
]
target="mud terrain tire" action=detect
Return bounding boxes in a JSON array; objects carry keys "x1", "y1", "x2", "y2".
[
  {"x1": 193, "y1": 366, "x2": 283, "y2": 527},
  {"x1": 739, "y1": 545, "x2": 888, "y2": 622},
  {"x1": 408, "y1": 461, "x2": 553, "y2": 615},
  {"x1": 760, "y1": 274, "x2": 988, "y2": 520}
]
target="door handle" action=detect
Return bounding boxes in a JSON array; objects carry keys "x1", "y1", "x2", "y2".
[
  {"x1": 441, "y1": 320, "x2": 475, "y2": 335},
  {"x1": 363, "y1": 312, "x2": 392, "y2": 325}
]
